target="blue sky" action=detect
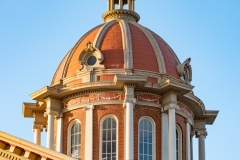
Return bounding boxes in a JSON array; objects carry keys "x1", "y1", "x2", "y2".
[{"x1": 0, "y1": 1, "x2": 239, "y2": 159}]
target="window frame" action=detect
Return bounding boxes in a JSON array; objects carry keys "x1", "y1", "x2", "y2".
[
  {"x1": 67, "y1": 119, "x2": 81, "y2": 158},
  {"x1": 138, "y1": 116, "x2": 156, "y2": 160},
  {"x1": 99, "y1": 115, "x2": 119, "y2": 160},
  {"x1": 176, "y1": 124, "x2": 182, "y2": 160}
]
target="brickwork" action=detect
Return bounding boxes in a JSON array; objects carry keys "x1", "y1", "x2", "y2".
[
  {"x1": 66, "y1": 25, "x2": 102, "y2": 77},
  {"x1": 134, "y1": 105, "x2": 162, "y2": 159},
  {"x1": 97, "y1": 75, "x2": 115, "y2": 81},
  {"x1": 150, "y1": 31, "x2": 179, "y2": 78},
  {"x1": 176, "y1": 114, "x2": 186, "y2": 160},
  {"x1": 62, "y1": 109, "x2": 86, "y2": 160},
  {"x1": 100, "y1": 22, "x2": 124, "y2": 69},
  {"x1": 129, "y1": 23, "x2": 159, "y2": 73},
  {"x1": 93, "y1": 105, "x2": 125, "y2": 160}
]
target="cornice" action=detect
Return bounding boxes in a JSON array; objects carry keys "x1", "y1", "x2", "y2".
[{"x1": 102, "y1": 9, "x2": 140, "y2": 22}]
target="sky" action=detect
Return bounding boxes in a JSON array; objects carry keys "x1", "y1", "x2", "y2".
[{"x1": 0, "y1": 1, "x2": 239, "y2": 159}]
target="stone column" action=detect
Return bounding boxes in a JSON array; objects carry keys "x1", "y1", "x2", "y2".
[
  {"x1": 132, "y1": 0, "x2": 135, "y2": 11},
  {"x1": 84, "y1": 105, "x2": 94, "y2": 160},
  {"x1": 56, "y1": 114, "x2": 63, "y2": 153},
  {"x1": 33, "y1": 125, "x2": 43, "y2": 145},
  {"x1": 196, "y1": 131, "x2": 207, "y2": 160},
  {"x1": 128, "y1": 0, "x2": 132, "y2": 10},
  {"x1": 124, "y1": 84, "x2": 136, "y2": 160},
  {"x1": 185, "y1": 119, "x2": 191, "y2": 160},
  {"x1": 111, "y1": 0, "x2": 115, "y2": 10},
  {"x1": 164, "y1": 104, "x2": 179, "y2": 160},
  {"x1": 44, "y1": 109, "x2": 59, "y2": 149},
  {"x1": 119, "y1": 0, "x2": 123, "y2": 9}
]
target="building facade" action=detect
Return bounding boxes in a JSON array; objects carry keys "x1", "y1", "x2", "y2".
[{"x1": 19, "y1": 1, "x2": 219, "y2": 160}]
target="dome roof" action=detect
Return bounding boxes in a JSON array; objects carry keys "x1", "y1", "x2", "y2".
[{"x1": 51, "y1": 19, "x2": 181, "y2": 86}]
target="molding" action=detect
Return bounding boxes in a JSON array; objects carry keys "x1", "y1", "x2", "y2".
[
  {"x1": 44, "y1": 96, "x2": 62, "y2": 102},
  {"x1": 119, "y1": 20, "x2": 133, "y2": 72},
  {"x1": 63, "y1": 89, "x2": 123, "y2": 102},
  {"x1": 135, "y1": 101, "x2": 162, "y2": 108},
  {"x1": 62, "y1": 100, "x2": 123, "y2": 113},
  {"x1": 102, "y1": 9, "x2": 140, "y2": 22},
  {"x1": 123, "y1": 98, "x2": 136, "y2": 108},
  {"x1": 93, "y1": 20, "x2": 116, "y2": 48},
  {"x1": 129, "y1": 21, "x2": 166, "y2": 74}
]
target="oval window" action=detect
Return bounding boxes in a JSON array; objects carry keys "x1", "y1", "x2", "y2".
[{"x1": 87, "y1": 56, "x2": 97, "y2": 66}]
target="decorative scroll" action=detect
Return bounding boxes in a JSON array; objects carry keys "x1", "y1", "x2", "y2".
[
  {"x1": 177, "y1": 103, "x2": 194, "y2": 119},
  {"x1": 63, "y1": 93, "x2": 124, "y2": 108},
  {"x1": 135, "y1": 94, "x2": 162, "y2": 104}
]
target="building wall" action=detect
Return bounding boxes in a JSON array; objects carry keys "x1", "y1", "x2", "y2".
[
  {"x1": 134, "y1": 105, "x2": 162, "y2": 159},
  {"x1": 62, "y1": 108, "x2": 86, "y2": 160},
  {"x1": 93, "y1": 104, "x2": 125, "y2": 160}
]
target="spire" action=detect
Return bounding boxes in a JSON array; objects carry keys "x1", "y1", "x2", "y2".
[{"x1": 102, "y1": 0, "x2": 140, "y2": 23}]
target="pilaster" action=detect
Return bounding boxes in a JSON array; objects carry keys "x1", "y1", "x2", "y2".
[
  {"x1": 124, "y1": 84, "x2": 136, "y2": 160},
  {"x1": 84, "y1": 105, "x2": 94, "y2": 160}
]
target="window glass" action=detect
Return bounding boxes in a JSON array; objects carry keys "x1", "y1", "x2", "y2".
[
  {"x1": 87, "y1": 56, "x2": 97, "y2": 66},
  {"x1": 139, "y1": 118, "x2": 153, "y2": 160},
  {"x1": 102, "y1": 118, "x2": 117, "y2": 159},
  {"x1": 71, "y1": 122, "x2": 81, "y2": 159}
]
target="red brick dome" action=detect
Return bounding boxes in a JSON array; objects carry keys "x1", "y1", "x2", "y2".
[{"x1": 51, "y1": 21, "x2": 181, "y2": 86}]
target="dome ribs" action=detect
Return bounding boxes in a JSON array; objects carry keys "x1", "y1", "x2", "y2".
[
  {"x1": 66, "y1": 26, "x2": 102, "y2": 77},
  {"x1": 150, "y1": 32, "x2": 180, "y2": 78},
  {"x1": 99, "y1": 22, "x2": 124, "y2": 68},
  {"x1": 128, "y1": 23, "x2": 159, "y2": 72}
]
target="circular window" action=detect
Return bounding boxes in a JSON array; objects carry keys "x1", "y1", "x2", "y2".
[{"x1": 87, "y1": 56, "x2": 97, "y2": 66}]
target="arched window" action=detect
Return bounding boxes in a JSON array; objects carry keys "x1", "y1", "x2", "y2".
[
  {"x1": 67, "y1": 119, "x2": 81, "y2": 159},
  {"x1": 176, "y1": 124, "x2": 182, "y2": 160},
  {"x1": 100, "y1": 115, "x2": 118, "y2": 160},
  {"x1": 138, "y1": 117, "x2": 156, "y2": 160}
]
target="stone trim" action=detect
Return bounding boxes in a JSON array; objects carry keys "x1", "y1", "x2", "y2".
[
  {"x1": 102, "y1": 9, "x2": 140, "y2": 22},
  {"x1": 129, "y1": 21, "x2": 166, "y2": 74},
  {"x1": 93, "y1": 20, "x2": 116, "y2": 48},
  {"x1": 119, "y1": 20, "x2": 133, "y2": 71}
]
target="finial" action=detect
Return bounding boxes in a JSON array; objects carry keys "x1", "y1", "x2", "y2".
[{"x1": 102, "y1": 0, "x2": 140, "y2": 23}]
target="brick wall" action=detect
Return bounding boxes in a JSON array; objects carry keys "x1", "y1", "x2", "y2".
[
  {"x1": 62, "y1": 109, "x2": 86, "y2": 160},
  {"x1": 134, "y1": 105, "x2": 162, "y2": 159},
  {"x1": 93, "y1": 105, "x2": 125, "y2": 160}
]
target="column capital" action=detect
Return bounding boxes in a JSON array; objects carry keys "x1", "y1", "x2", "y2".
[
  {"x1": 83, "y1": 105, "x2": 95, "y2": 111},
  {"x1": 32, "y1": 125, "x2": 44, "y2": 132},
  {"x1": 44, "y1": 109, "x2": 59, "y2": 118},
  {"x1": 196, "y1": 131, "x2": 208, "y2": 138},
  {"x1": 162, "y1": 103, "x2": 179, "y2": 112},
  {"x1": 123, "y1": 98, "x2": 136, "y2": 108}
]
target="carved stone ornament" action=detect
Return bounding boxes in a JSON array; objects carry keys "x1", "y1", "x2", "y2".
[
  {"x1": 78, "y1": 41, "x2": 105, "y2": 71},
  {"x1": 163, "y1": 104, "x2": 180, "y2": 111},
  {"x1": 196, "y1": 131, "x2": 208, "y2": 138},
  {"x1": 44, "y1": 109, "x2": 59, "y2": 118},
  {"x1": 123, "y1": 98, "x2": 137, "y2": 108},
  {"x1": 177, "y1": 58, "x2": 192, "y2": 84},
  {"x1": 102, "y1": 9, "x2": 140, "y2": 23}
]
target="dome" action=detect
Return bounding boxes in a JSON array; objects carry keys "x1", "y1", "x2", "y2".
[{"x1": 51, "y1": 20, "x2": 181, "y2": 86}]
